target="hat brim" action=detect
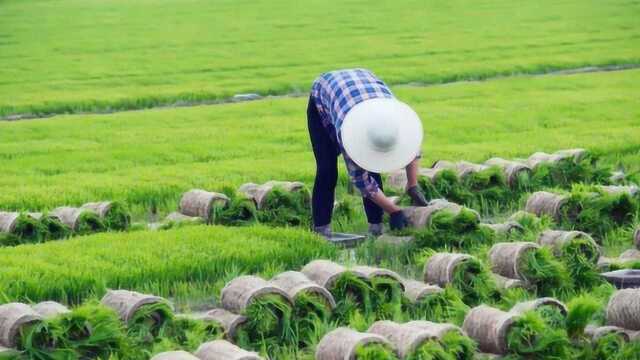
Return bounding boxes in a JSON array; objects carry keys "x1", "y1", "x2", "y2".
[{"x1": 341, "y1": 98, "x2": 423, "y2": 173}]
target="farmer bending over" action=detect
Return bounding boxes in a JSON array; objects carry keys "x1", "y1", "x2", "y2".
[{"x1": 308, "y1": 68, "x2": 428, "y2": 237}]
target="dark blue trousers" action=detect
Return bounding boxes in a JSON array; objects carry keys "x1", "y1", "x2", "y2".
[{"x1": 307, "y1": 96, "x2": 384, "y2": 227}]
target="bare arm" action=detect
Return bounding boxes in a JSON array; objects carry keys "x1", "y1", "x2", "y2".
[
  {"x1": 405, "y1": 157, "x2": 421, "y2": 190},
  {"x1": 370, "y1": 190, "x2": 401, "y2": 214}
]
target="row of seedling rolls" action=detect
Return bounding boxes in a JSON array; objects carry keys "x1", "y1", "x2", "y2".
[
  {"x1": 164, "y1": 180, "x2": 311, "y2": 228},
  {"x1": 0, "y1": 201, "x2": 130, "y2": 246},
  {"x1": 387, "y1": 148, "x2": 636, "y2": 212}
]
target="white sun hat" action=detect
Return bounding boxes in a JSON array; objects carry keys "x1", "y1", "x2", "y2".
[{"x1": 341, "y1": 98, "x2": 423, "y2": 173}]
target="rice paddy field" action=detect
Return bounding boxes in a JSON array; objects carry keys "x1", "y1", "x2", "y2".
[{"x1": 1, "y1": 0, "x2": 640, "y2": 359}]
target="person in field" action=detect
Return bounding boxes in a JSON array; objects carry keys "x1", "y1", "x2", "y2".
[{"x1": 308, "y1": 68, "x2": 428, "y2": 237}]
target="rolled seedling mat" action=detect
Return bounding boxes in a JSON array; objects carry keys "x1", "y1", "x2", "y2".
[
  {"x1": 525, "y1": 191, "x2": 572, "y2": 221},
  {"x1": 510, "y1": 298, "x2": 568, "y2": 319},
  {"x1": 0, "y1": 303, "x2": 43, "y2": 348},
  {"x1": 270, "y1": 271, "x2": 336, "y2": 309},
  {"x1": 402, "y1": 199, "x2": 464, "y2": 228},
  {"x1": 423, "y1": 252, "x2": 474, "y2": 287},
  {"x1": 27, "y1": 212, "x2": 70, "y2": 240},
  {"x1": 537, "y1": 230, "x2": 600, "y2": 260},
  {"x1": 49, "y1": 206, "x2": 105, "y2": 234},
  {"x1": 402, "y1": 279, "x2": 443, "y2": 304},
  {"x1": 81, "y1": 201, "x2": 131, "y2": 230},
  {"x1": 462, "y1": 305, "x2": 517, "y2": 355},
  {"x1": 195, "y1": 339, "x2": 263, "y2": 360},
  {"x1": 101, "y1": 289, "x2": 172, "y2": 327},
  {"x1": 489, "y1": 242, "x2": 541, "y2": 281},
  {"x1": 352, "y1": 266, "x2": 405, "y2": 316},
  {"x1": 221, "y1": 275, "x2": 293, "y2": 314},
  {"x1": 199, "y1": 308, "x2": 247, "y2": 340},
  {"x1": 454, "y1": 161, "x2": 491, "y2": 178},
  {"x1": 0, "y1": 211, "x2": 43, "y2": 243},
  {"x1": 315, "y1": 327, "x2": 397, "y2": 360},
  {"x1": 301, "y1": 259, "x2": 364, "y2": 290},
  {"x1": 585, "y1": 325, "x2": 633, "y2": 342},
  {"x1": 619, "y1": 249, "x2": 640, "y2": 262},
  {"x1": 598, "y1": 185, "x2": 640, "y2": 198},
  {"x1": 526, "y1": 152, "x2": 566, "y2": 168},
  {"x1": 405, "y1": 319, "x2": 475, "y2": 358},
  {"x1": 492, "y1": 274, "x2": 526, "y2": 290},
  {"x1": 151, "y1": 350, "x2": 200, "y2": 360},
  {"x1": 179, "y1": 189, "x2": 230, "y2": 223},
  {"x1": 32, "y1": 301, "x2": 70, "y2": 319},
  {"x1": 484, "y1": 158, "x2": 532, "y2": 187},
  {"x1": 554, "y1": 148, "x2": 590, "y2": 162},
  {"x1": 368, "y1": 320, "x2": 442, "y2": 358},
  {"x1": 238, "y1": 180, "x2": 306, "y2": 210},
  {"x1": 481, "y1": 221, "x2": 525, "y2": 236},
  {"x1": 606, "y1": 288, "x2": 640, "y2": 330}
]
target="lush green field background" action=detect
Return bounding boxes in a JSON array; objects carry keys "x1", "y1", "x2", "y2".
[
  {"x1": 1, "y1": 69, "x2": 639, "y2": 217},
  {"x1": 1, "y1": 0, "x2": 639, "y2": 116}
]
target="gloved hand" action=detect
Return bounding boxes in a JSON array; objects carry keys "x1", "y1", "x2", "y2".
[
  {"x1": 389, "y1": 210, "x2": 409, "y2": 231},
  {"x1": 407, "y1": 185, "x2": 429, "y2": 206}
]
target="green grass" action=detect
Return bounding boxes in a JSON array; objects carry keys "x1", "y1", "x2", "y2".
[
  {"x1": 1, "y1": 69, "x2": 639, "y2": 220},
  {"x1": 1, "y1": 0, "x2": 639, "y2": 117},
  {"x1": 0, "y1": 225, "x2": 336, "y2": 304}
]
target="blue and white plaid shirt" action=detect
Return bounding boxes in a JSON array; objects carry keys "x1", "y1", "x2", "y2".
[{"x1": 310, "y1": 69, "x2": 394, "y2": 198}]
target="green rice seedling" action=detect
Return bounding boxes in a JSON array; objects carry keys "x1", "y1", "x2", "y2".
[
  {"x1": 441, "y1": 330, "x2": 476, "y2": 360},
  {"x1": 213, "y1": 188, "x2": 257, "y2": 226},
  {"x1": 127, "y1": 302, "x2": 174, "y2": 344},
  {"x1": 51, "y1": 301, "x2": 127, "y2": 359},
  {"x1": 461, "y1": 166, "x2": 511, "y2": 206},
  {"x1": 292, "y1": 292, "x2": 332, "y2": 347},
  {"x1": 505, "y1": 311, "x2": 570, "y2": 358},
  {"x1": 18, "y1": 321, "x2": 77, "y2": 360},
  {"x1": 411, "y1": 209, "x2": 494, "y2": 250},
  {"x1": 535, "y1": 304, "x2": 567, "y2": 329},
  {"x1": 354, "y1": 342, "x2": 399, "y2": 360},
  {"x1": 450, "y1": 258, "x2": 496, "y2": 306},
  {"x1": 573, "y1": 189, "x2": 637, "y2": 237},
  {"x1": 531, "y1": 153, "x2": 607, "y2": 189},
  {"x1": 407, "y1": 339, "x2": 452, "y2": 360},
  {"x1": 257, "y1": 187, "x2": 311, "y2": 227},
  {"x1": 592, "y1": 332, "x2": 628, "y2": 360},
  {"x1": 73, "y1": 211, "x2": 105, "y2": 235},
  {"x1": 566, "y1": 295, "x2": 602, "y2": 338},
  {"x1": 99, "y1": 202, "x2": 131, "y2": 231},
  {"x1": 40, "y1": 217, "x2": 71, "y2": 241},
  {"x1": 333, "y1": 197, "x2": 358, "y2": 229},
  {"x1": 407, "y1": 287, "x2": 469, "y2": 326},
  {"x1": 418, "y1": 169, "x2": 471, "y2": 204},
  {"x1": 153, "y1": 317, "x2": 223, "y2": 354},
  {"x1": 235, "y1": 294, "x2": 294, "y2": 352},
  {"x1": 0, "y1": 213, "x2": 46, "y2": 246},
  {"x1": 330, "y1": 272, "x2": 373, "y2": 323},
  {"x1": 369, "y1": 276, "x2": 404, "y2": 320},
  {"x1": 519, "y1": 247, "x2": 571, "y2": 296}
]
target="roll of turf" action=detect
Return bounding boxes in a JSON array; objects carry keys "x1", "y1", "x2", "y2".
[
  {"x1": 220, "y1": 275, "x2": 293, "y2": 349},
  {"x1": 302, "y1": 260, "x2": 373, "y2": 321},
  {"x1": 270, "y1": 271, "x2": 335, "y2": 345},
  {"x1": 195, "y1": 339, "x2": 263, "y2": 360},
  {"x1": 101, "y1": 289, "x2": 173, "y2": 340},
  {"x1": 179, "y1": 190, "x2": 230, "y2": 223},
  {"x1": 27, "y1": 212, "x2": 71, "y2": 240},
  {"x1": 81, "y1": 201, "x2": 131, "y2": 230},
  {"x1": 0, "y1": 211, "x2": 45, "y2": 245},
  {"x1": 315, "y1": 327, "x2": 398, "y2": 360},
  {"x1": 49, "y1": 207, "x2": 105, "y2": 235},
  {"x1": 423, "y1": 252, "x2": 495, "y2": 305}
]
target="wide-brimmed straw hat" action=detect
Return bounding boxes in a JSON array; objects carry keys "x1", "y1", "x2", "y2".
[{"x1": 341, "y1": 98, "x2": 423, "y2": 173}]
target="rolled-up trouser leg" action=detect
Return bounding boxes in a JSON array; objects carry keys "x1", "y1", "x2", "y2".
[{"x1": 308, "y1": 96, "x2": 339, "y2": 228}]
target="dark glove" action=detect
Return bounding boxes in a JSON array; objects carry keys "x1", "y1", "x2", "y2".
[
  {"x1": 390, "y1": 210, "x2": 409, "y2": 231},
  {"x1": 407, "y1": 186, "x2": 429, "y2": 206}
]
